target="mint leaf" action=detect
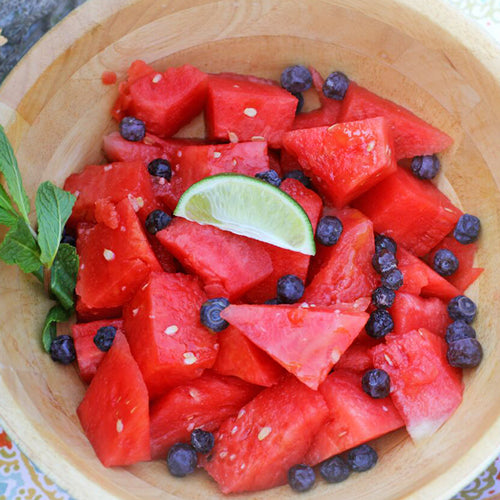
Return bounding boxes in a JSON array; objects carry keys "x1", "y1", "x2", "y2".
[
  {"x1": 42, "y1": 304, "x2": 72, "y2": 352},
  {"x1": 0, "y1": 126, "x2": 31, "y2": 223},
  {"x1": 0, "y1": 219, "x2": 41, "y2": 273},
  {"x1": 36, "y1": 182, "x2": 76, "y2": 267},
  {"x1": 0, "y1": 184, "x2": 19, "y2": 227},
  {"x1": 50, "y1": 243, "x2": 79, "y2": 310}
]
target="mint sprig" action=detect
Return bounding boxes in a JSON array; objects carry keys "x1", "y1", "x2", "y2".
[{"x1": 0, "y1": 125, "x2": 79, "y2": 352}]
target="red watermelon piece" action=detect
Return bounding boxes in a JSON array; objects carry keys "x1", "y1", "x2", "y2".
[
  {"x1": 372, "y1": 328, "x2": 463, "y2": 440},
  {"x1": 220, "y1": 304, "x2": 368, "y2": 390},
  {"x1": 77, "y1": 332, "x2": 150, "y2": 466},
  {"x1": 200, "y1": 375, "x2": 329, "y2": 494},
  {"x1": 334, "y1": 333, "x2": 379, "y2": 373},
  {"x1": 339, "y1": 82, "x2": 453, "y2": 160}
]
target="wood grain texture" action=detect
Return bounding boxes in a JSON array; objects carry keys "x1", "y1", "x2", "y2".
[{"x1": 0, "y1": 0, "x2": 499, "y2": 498}]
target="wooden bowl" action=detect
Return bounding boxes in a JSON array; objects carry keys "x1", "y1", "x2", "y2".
[{"x1": 0, "y1": 0, "x2": 499, "y2": 498}]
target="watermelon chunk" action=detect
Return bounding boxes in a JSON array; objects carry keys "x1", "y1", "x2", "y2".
[
  {"x1": 353, "y1": 166, "x2": 462, "y2": 256},
  {"x1": 72, "y1": 318, "x2": 124, "y2": 383},
  {"x1": 200, "y1": 375, "x2": 329, "y2": 493},
  {"x1": 76, "y1": 332, "x2": 150, "y2": 466},
  {"x1": 112, "y1": 61, "x2": 208, "y2": 137},
  {"x1": 123, "y1": 272, "x2": 219, "y2": 399},
  {"x1": 220, "y1": 304, "x2": 368, "y2": 390},
  {"x1": 372, "y1": 329, "x2": 463, "y2": 440},
  {"x1": 205, "y1": 74, "x2": 298, "y2": 147},
  {"x1": 283, "y1": 117, "x2": 397, "y2": 208},
  {"x1": 75, "y1": 199, "x2": 162, "y2": 313},
  {"x1": 339, "y1": 82, "x2": 453, "y2": 160},
  {"x1": 304, "y1": 207, "x2": 379, "y2": 305},
  {"x1": 334, "y1": 333, "x2": 379, "y2": 373},
  {"x1": 150, "y1": 371, "x2": 261, "y2": 459},
  {"x1": 305, "y1": 370, "x2": 404, "y2": 465},
  {"x1": 212, "y1": 325, "x2": 286, "y2": 387},
  {"x1": 156, "y1": 218, "x2": 273, "y2": 301}
]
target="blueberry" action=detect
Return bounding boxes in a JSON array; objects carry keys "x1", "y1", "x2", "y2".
[
  {"x1": 200, "y1": 297, "x2": 230, "y2": 332},
  {"x1": 50, "y1": 335, "x2": 76, "y2": 364},
  {"x1": 365, "y1": 309, "x2": 394, "y2": 339},
  {"x1": 380, "y1": 268, "x2": 404, "y2": 290},
  {"x1": 93, "y1": 325, "x2": 117, "y2": 352},
  {"x1": 371, "y1": 286, "x2": 396, "y2": 309},
  {"x1": 264, "y1": 298, "x2": 280, "y2": 305},
  {"x1": 372, "y1": 249, "x2": 398, "y2": 274},
  {"x1": 277, "y1": 274, "x2": 305, "y2": 304},
  {"x1": 288, "y1": 464, "x2": 315, "y2": 492},
  {"x1": 316, "y1": 216, "x2": 343, "y2": 246},
  {"x1": 347, "y1": 444, "x2": 378, "y2": 472},
  {"x1": 293, "y1": 92, "x2": 305, "y2": 114},
  {"x1": 61, "y1": 228, "x2": 76, "y2": 247},
  {"x1": 447, "y1": 295, "x2": 477, "y2": 324},
  {"x1": 453, "y1": 214, "x2": 481, "y2": 244},
  {"x1": 375, "y1": 234, "x2": 397, "y2": 255},
  {"x1": 119, "y1": 116, "x2": 146, "y2": 142},
  {"x1": 280, "y1": 65, "x2": 313, "y2": 94},
  {"x1": 319, "y1": 456, "x2": 351, "y2": 483},
  {"x1": 447, "y1": 338, "x2": 483, "y2": 368},
  {"x1": 145, "y1": 210, "x2": 172, "y2": 235},
  {"x1": 445, "y1": 320, "x2": 476, "y2": 344},
  {"x1": 282, "y1": 170, "x2": 313, "y2": 189},
  {"x1": 147, "y1": 158, "x2": 172, "y2": 180},
  {"x1": 322, "y1": 71, "x2": 350, "y2": 100},
  {"x1": 433, "y1": 249, "x2": 459, "y2": 277},
  {"x1": 166, "y1": 443, "x2": 198, "y2": 477},
  {"x1": 255, "y1": 169, "x2": 282, "y2": 187},
  {"x1": 362, "y1": 369, "x2": 391, "y2": 398},
  {"x1": 410, "y1": 154, "x2": 440, "y2": 180},
  {"x1": 190, "y1": 429, "x2": 215, "y2": 454}
]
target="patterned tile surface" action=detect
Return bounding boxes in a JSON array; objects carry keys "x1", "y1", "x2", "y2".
[{"x1": 0, "y1": 1, "x2": 499, "y2": 499}]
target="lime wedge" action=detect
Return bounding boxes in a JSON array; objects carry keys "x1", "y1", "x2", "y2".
[{"x1": 174, "y1": 174, "x2": 316, "y2": 255}]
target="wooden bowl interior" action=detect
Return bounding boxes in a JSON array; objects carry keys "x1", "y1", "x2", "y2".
[{"x1": 1, "y1": 0, "x2": 500, "y2": 499}]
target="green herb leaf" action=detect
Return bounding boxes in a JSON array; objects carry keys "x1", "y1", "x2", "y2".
[
  {"x1": 41, "y1": 304, "x2": 72, "y2": 353},
  {"x1": 0, "y1": 125, "x2": 31, "y2": 223},
  {"x1": 50, "y1": 243, "x2": 79, "y2": 310},
  {"x1": 0, "y1": 184, "x2": 20, "y2": 227},
  {"x1": 36, "y1": 182, "x2": 76, "y2": 267},
  {"x1": 0, "y1": 219, "x2": 41, "y2": 273}
]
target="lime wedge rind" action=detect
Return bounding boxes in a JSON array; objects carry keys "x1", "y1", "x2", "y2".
[{"x1": 174, "y1": 174, "x2": 316, "y2": 256}]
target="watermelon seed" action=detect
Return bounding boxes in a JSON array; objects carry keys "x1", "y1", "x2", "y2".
[
  {"x1": 237, "y1": 409, "x2": 246, "y2": 419},
  {"x1": 331, "y1": 349, "x2": 341, "y2": 363},
  {"x1": 165, "y1": 325, "x2": 179, "y2": 335},
  {"x1": 103, "y1": 249, "x2": 115, "y2": 261},
  {"x1": 189, "y1": 389, "x2": 200, "y2": 400},
  {"x1": 243, "y1": 107, "x2": 258, "y2": 118},
  {"x1": 338, "y1": 431, "x2": 347, "y2": 437},
  {"x1": 258, "y1": 426, "x2": 272, "y2": 441},
  {"x1": 366, "y1": 140, "x2": 376, "y2": 152},
  {"x1": 232, "y1": 159, "x2": 238, "y2": 167},
  {"x1": 177, "y1": 150, "x2": 183, "y2": 158},
  {"x1": 187, "y1": 422, "x2": 195, "y2": 432},
  {"x1": 231, "y1": 426, "x2": 238, "y2": 435},
  {"x1": 229, "y1": 454, "x2": 237, "y2": 461},
  {"x1": 104, "y1": 165, "x2": 113, "y2": 172},
  {"x1": 80, "y1": 264, "x2": 85, "y2": 270},
  {"x1": 116, "y1": 419, "x2": 124, "y2": 433},
  {"x1": 228, "y1": 131, "x2": 239, "y2": 143},
  {"x1": 120, "y1": 226, "x2": 126, "y2": 232},
  {"x1": 251, "y1": 136, "x2": 265, "y2": 141},
  {"x1": 183, "y1": 352, "x2": 198, "y2": 365},
  {"x1": 383, "y1": 354, "x2": 394, "y2": 366},
  {"x1": 241, "y1": 464, "x2": 246, "y2": 470},
  {"x1": 219, "y1": 451, "x2": 228, "y2": 459},
  {"x1": 213, "y1": 152, "x2": 222, "y2": 158},
  {"x1": 382, "y1": 406, "x2": 389, "y2": 412},
  {"x1": 132, "y1": 308, "x2": 139, "y2": 316},
  {"x1": 152, "y1": 74, "x2": 162, "y2": 83}
]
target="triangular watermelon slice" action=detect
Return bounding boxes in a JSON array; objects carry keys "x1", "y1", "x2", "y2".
[{"x1": 220, "y1": 304, "x2": 368, "y2": 390}]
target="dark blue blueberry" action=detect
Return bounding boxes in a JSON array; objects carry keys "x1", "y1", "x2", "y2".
[
  {"x1": 447, "y1": 295, "x2": 477, "y2": 324},
  {"x1": 322, "y1": 71, "x2": 349, "y2": 100},
  {"x1": 372, "y1": 249, "x2": 398, "y2": 274},
  {"x1": 50, "y1": 335, "x2": 76, "y2": 364},
  {"x1": 200, "y1": 297, "x2": 230, "y2": 332},
  {"x1": 60, "y1": 230, "x2": 76, "y2": 247},
  {"x1": 264, "y1": 298, "x2": 280, "y2": 305},
  {"x1": 365, "y1": 309, "x2": 394, "y2": 339},
  {"x1": 147, "y1": 158, "x2": 172, "y2": 180},
  {"x1": 190, "y1": 429, "x2": 215, "y2": 454},
  {"x1": 167, "y1": 443, "x2": 198, "y2": 477},
  {"x1": 145, "y1": 210, "x2": 172, "y2": 235},
  {"x1": 280, "y1": 65, "x2": 313, "y2": 94},
  {"x1": 347, "y1": 444, "x2": 378, "y2": 472},
  {"x1": 433, "y1": 249, "x2": 459, "y2": 277},
  {"x1": 293, "y1": 92, "x2": 305, "y2": 114},
  {"x1": 375, "y1": 234, "x2": 397, "y2": 255},
  {"x1": 362, "y1": 369, "x2": 391, "y2": 398},
  {"x1": 94, "y1": 325, "x2": 117, "y2": 352},
  {"x1": 410, "y1": 155, "x2": 440, "y2": 180},
  {"x1": 119, "y1": 116, "x2": 146, "y2": 142},
  {"x1": 287, "y1": 464, "x2": 315, "y2": 492},
  {"x1": 453, "y1": 214, "x2": 481, "y2": 244},
  {"x1": 277, "y1": 274, "x2": 305, "y2": 304},
  {"x1": 380, "y1": 268, "x2": 404, "y2": 290},
  {"x1": 316, "y1": 216, "x2": 343, "y2": 246},
  {"x1": 319, "y1": 456, "x2": 351, "y2": 483},
  {"x1": 447, "y1": 338, "x2": 483, "y2": 368},
  {"x1": 445, "y1": 320, "x2": 476, "y2": 344},
  {"x1": 371, "y1": 286, "x2": 396, "y2": 309},
  {"x1": 255, "y1": 169, "x2": 282, "y2": 187},
  {"x1": 282, "y1": 170, "x2": 313, "y2": 189}
]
